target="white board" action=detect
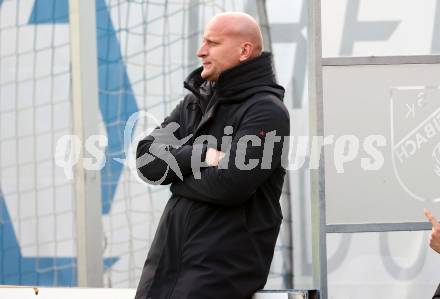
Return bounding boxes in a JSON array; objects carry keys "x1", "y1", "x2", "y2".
[{"x1": 323, "y1": 63, "x2": 440, "y2": 224}]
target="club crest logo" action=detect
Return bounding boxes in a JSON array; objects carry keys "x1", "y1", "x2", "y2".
[{"x1": 390, "y1": 86, "x2": 440, "y2": 202}]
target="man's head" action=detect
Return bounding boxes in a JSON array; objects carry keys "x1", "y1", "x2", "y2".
[{"x1": 196, "y1": 12, "x2": 263, "y2": 81}]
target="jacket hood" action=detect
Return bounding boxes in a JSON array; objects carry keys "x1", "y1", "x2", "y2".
[{"x1": 184, "y1": 52, "x2": 285, "y2": 102}]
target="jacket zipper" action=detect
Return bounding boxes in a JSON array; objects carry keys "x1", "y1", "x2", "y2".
[
  {"x1": 192, "y1": 92, "x2": 219, "y2": 138},
  {"x1": 184, "y1": 81, "x2": 219, "y2": 138}
]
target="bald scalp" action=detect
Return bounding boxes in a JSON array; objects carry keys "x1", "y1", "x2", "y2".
[{"x1": 208, "y1": 12, "x2": 263, "y2": 58}]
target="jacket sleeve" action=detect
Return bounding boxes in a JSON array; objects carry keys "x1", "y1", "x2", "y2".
[
  {"x1": 170, "y1": 99, "x2": 290, "y2": 206},
  {"x1": 136, "y1": 100, "x2": 205, "y2": 185}
]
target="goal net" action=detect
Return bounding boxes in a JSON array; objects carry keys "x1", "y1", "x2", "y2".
[{"x1": 0, "y1": 0, "x2": 293, "y2": 288}]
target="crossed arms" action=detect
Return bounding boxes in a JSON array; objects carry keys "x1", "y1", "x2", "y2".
[{"x1": 137, "y1": 98, "x2": 290, "y2": 206}]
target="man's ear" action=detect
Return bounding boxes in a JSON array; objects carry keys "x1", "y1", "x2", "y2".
[{"x1": 239, "y1": 42, "x2": 253, "y2": 62}]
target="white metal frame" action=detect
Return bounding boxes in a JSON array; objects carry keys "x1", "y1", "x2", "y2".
[
  {"x1": 69, "y1": 0, "x2": 104, "y2": 287},
  {"x1": 308, "y1": 0, "x2": 327, "y2": 298},
  {"x1": 308, "y1": 0, "x2": 440, "y2": 297}
]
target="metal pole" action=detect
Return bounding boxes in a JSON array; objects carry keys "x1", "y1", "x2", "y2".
[
  {"x1": 308, "y1": 0, "x2": 328, "y2": 298},
  {"x1": 256, "y1": 0, "x2": 273, "y2": 52},
  {"x1": 69, "y1": 0, "x2": 104, "y2": 287},
  {"x1": 256, "y1": 0, "x2": 294, "y2": 288},
  {"x1": 187, "y1": 0, "x2": 200, "y2": 71}
]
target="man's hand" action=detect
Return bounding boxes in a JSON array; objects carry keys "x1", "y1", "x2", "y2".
[
  {"x1": 424, "y1": 208, "x2": 440, "y2": 254},
  {"x1": 205, "y1": 148, "x2": 225, "y2": 167}
]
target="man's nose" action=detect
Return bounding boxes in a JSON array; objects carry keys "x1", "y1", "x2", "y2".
[{"x1": 196, "y1": 43, "x2": 207, "y2": 57}]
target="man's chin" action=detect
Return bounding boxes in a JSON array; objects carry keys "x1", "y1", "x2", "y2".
[{"x1": 201, "y1": 71, "x2": 214, "y2": 81}]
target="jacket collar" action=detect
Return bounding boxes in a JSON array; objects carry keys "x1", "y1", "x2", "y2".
[{"x1": 184, "y1": 52, "x2": 284, "y2": 102}]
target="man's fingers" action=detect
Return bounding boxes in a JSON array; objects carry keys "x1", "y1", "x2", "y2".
[
  {"x1": 218, "y1": 151, "x2": 225, "y2": 161},
  {"x1": 424, "y1": 208, "x2": 439, "y2": 227}
]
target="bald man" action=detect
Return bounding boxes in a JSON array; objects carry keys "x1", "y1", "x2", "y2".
[{"x1": 135, "y1": 12, "x2": 290, "y2": 299}]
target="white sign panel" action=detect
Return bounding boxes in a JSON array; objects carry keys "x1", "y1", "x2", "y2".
[{"x1": 323, "y1": 63, "x2": 440, "y2": 223}]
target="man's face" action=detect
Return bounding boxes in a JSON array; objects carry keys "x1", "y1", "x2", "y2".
[{"x1": 196, "y1": 20, "x2": 242, "y2": 81}]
